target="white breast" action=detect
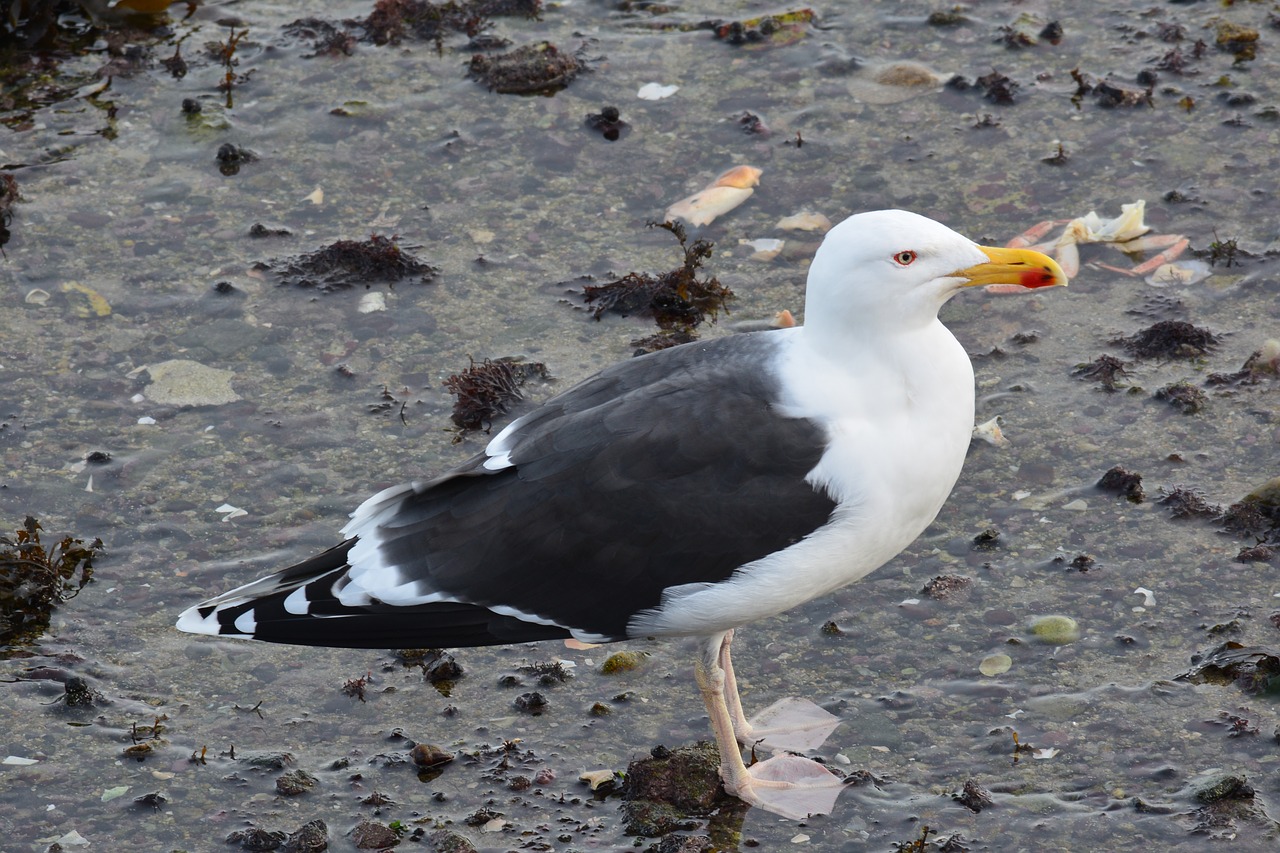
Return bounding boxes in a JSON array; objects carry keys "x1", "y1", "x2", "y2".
[{"x1": 629, "y1": 322, "x2": 975, "y2": 639}]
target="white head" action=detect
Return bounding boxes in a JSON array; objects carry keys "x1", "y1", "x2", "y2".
[{"x1": 802, "y1": 209, "x2": 1066, "y2": 340}]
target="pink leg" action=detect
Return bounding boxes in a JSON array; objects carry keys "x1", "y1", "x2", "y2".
[{"x1": 695, "y1": 633, "x2": 845, "y2": 821}]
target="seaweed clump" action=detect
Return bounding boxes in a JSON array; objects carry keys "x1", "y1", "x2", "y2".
[
  {"x1": 1154, "y1": 381, "x2": 1207, "y2": 414},
  {"x1": 1072, "y1": 354, "x2": 1130, "y2": 391},
  {"x1": 258, "y1": 235, "x2": 438, "y2": 292},
  {"x1": 1115, "y1": 320, "x2": 1219, "y2": 359},
  {"x1": 444, "y1": 357, "x2": 548, "y2": 433},
  {"x1": 1156, "y1": 486, "x2": 1221, "y2": 519},
  {"x1": 469, "y1": 41, "x2": 582, "y2": 94},
  {"x1": 357, "y1": 0, "x2": 541, "y2": 47},
  {"x1": 1, "y1": 517, "x2": 104, "y2": 655},
  {"x1": 581, "y1": 220, "x2": 734, "y2": 337}
]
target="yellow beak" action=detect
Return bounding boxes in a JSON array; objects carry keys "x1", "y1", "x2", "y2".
[{"x1": 953, "y1": 245, "x2": 1069, "y2": 290}]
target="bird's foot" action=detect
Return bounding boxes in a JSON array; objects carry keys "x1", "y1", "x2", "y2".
[
  {"x1": 741, "y1": 697, "x2": 842, "y2": 753},
  {"x1": 726, "y1": 753, "x2": 846, "y2": 821}
]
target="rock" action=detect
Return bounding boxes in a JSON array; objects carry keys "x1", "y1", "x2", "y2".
[
  {"x1": 275, "y1": 769, "x2": 318, "y2": 796},
  {"x1": 143, "y1": 359, "x2": 240, "y2": 406}
]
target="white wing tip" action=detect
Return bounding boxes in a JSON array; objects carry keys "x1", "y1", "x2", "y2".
[{"x1": 175, "y1": 604, "x2": 223, "y2": 636}]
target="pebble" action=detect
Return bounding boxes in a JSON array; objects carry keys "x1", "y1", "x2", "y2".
[
  {"x1": 1029, "y1": 614, "x2": 1081, "y2": 645},
  {"x1": 979, "y1": 653, "x2": 1013, "y2": 676},
  {"x1": 144, "y1": 359, "x2": 240, "y2": 406}
]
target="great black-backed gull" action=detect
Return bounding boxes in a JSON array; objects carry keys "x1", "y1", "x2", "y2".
[{"x1": 177, "y1": 209, "x2": 1067, "y2": 819}]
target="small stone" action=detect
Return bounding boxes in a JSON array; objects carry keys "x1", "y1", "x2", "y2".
[
  {"x1": 275, "y1": 769, "x2": 318, "y2": 796},
  {"x1": 410, "y1": 742, "x2": 453, "y2": 768},
  {"x1": 351, "y1": 819, "x2": 398, "y2": 849},
  {"x1": 979, "y1": 653, "x2": 1012, "y2": 676},
  {"x1": 1029, "y1": 615, "x2": 1081, "y2": 645},
  {"x1": 513, "y1": 691, "x2": 547, "y2": 714},
  {"x1": 601, "y1": 650, "x2": 648, "y2": 674}
]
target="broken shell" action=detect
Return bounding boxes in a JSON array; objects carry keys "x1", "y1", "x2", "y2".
[
  {"x1": 579, "y1": 769, "x2": 620, "y2": 792},
  {"x1": 358, "y1": 291, "x2": 387, "y2": 313},
  {"x1": 739, "y1": 237, "x2": 785, "y2": 261},
  {"x1": 637, "y1": 82, "x2": 679, "y2": 100},
  {"x1": 665, "y1": 166, "x2": 762, "y2": 227},
  {"x1": 710, "y1": 165, "x2": 762, "y2": 190},
  {"x1": 776, "y1": 212, "x2": 832, "y2": 233},
  {"x1": 848, "y1": 61, "x2": 948, "y2": 104},
  {"x1": 1145, "y1": 259, "x2": 1211, "y2": 288},
  {"x1": 24, "y1": 288, "x2": 51, "y2": 306},
  {"x1": 973, "y1": 415, "x2": 1009, "y2": 447}
]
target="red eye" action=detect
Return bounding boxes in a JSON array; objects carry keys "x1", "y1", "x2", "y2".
[{"x1": 893, "y1": 250, "x2": 917, "y2": 266}]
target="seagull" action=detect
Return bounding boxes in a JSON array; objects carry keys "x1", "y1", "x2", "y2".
[{"x1": 177, "y1": 209, "x2": 1067, "y2": 820}]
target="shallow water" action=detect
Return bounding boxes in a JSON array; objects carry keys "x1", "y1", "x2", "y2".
[{"x1": 2, "y1": 0, "x2": 1280, "y2": 850}]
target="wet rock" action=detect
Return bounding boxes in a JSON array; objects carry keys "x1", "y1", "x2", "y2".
[
  {"x1": 226, "y1": 826, "x2": 288, "y2": 850},
  {"x1": 649, "y1": 834, "x2": 713, "y2": 853},
  {"x1": 1154, "y1": 381, "x2": 1207, "y2": 414},
  {"x1": 1098, "y1": 465, "x2": 1145, "y2": 502},
  {"x1": 585, "y1": 105, "x2": 628, "y2": 141},
  {"x1": 921, "y1": 574, "x2": 973, "y2": 601},
  {"x1": 133, "y1": 791, "x2": 167, "y2": 809},
  {"x1": 1182, "y1": 772, "x2": 1275, "y2": 839},
  {"x1": 623, "y1": 741, "x2": 722, "y2": 830},
  {"x1": 622, "y1": 798, "x2": 701, "y2": 837},
  {"x1": 954, "y1": 778, "x2": 994, "y2": 813},
  {"x1": 351, "y1": 819, "x2": 398, "y2": 849},
  {"x1": 1237, "y1": 544, "x2": 1274, "y2": 563},
  {"x1": 62, "y1": 676, "x2": 95, "y2": 707},
  {"x1": 601, "y1": 650, "x2": 648, "y2": 674},
  {"x1": 410, "y1": 742, "x2": 454, "y2": 769},
  {"x1": 428, "y1": 829, "x2": 478, "y2": 853},
  {"x1": 143, "y1": 359, "x2": 240, "y2": 407},
  {"x1": 1094, "y1": 78, "x2": 1153, "y2": 108},
  {"x1": 1179, "y1": 642, "x2": 1280, "y2": 695},
  {"x1": 1029, "y1": 615, "x2": 1080, "y2": 645},
  {"x1": 275, "y1": 768, "x2": 318, "y2": 796},
  {"x1": 241, "y1": 751, "x2": 294, "y2": 771},
  {"x1": 513, "y1": 691, "x2": 546, "y2": 714},
  {"x1": 971, "y1": 527, "x2": 1001, "y2": 551},
  {"x1": 976, "y1": 70, "x2": 1019, "y2": 104},
  {"x1": 1215, "y1": 22, "x2": 1259, "y2": 62},
  {"x1": 286, "y1": 819, "x2": 329, "y2": 852},
  {"x1": 397, "y1": 648, "x2": 465, "y2": 683}
]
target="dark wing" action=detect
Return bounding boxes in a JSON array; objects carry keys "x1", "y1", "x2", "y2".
[{"x1": 179, "y1": 332, "x2": 837, "y2": 647}]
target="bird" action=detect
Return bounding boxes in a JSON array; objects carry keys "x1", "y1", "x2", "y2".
[{"x1": 176, "y1": 209, "x2": 1067, "y2": 820}]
